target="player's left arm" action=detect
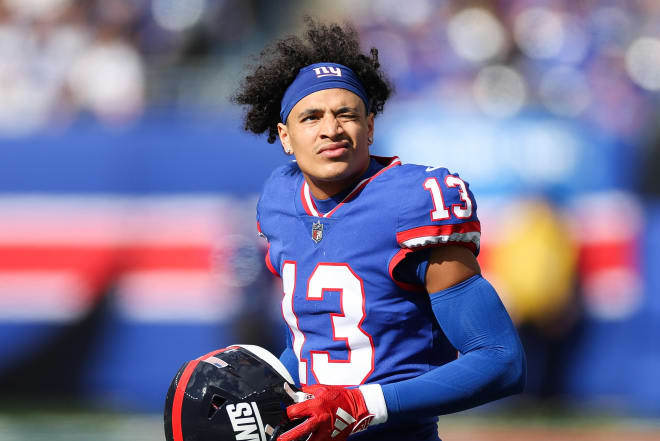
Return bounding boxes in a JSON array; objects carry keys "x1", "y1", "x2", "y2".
[
  {"x1": 378, "y1": 167, "x2": 524, "y2": 420},
  {"x1": 424, "y1": 243, "x2": 481, "y2": 291},
  {"x1": 376, "y1": 244, "x2": 526, "y2": 420}
]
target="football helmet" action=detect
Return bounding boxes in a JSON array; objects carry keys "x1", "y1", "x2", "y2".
[{"x1": 164, "y1": 344, "x2": 299, "y2": 441}]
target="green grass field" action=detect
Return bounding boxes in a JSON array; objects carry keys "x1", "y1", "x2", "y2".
[
  {"x1": 0, "y1": 412, "x2": 163, "y2": 441},
  {"x1": 1, "y1": 409, "x2": 658, "y2": 441}
]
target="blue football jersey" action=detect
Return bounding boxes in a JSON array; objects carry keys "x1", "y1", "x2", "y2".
[{"x1": 256, "y1": 156, "x2": 480, "y2": 439}]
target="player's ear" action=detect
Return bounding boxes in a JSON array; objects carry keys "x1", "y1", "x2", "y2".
[
  {"x1": 278, "y1": 122, "x2": 293, "y2": 155},
  {"x1": 367, "y1": 113, "x2": 375, "y2": 145}
]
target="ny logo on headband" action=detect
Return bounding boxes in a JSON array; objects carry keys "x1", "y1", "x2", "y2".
[{"x1": 313, "y1": 66, "x2": 342, "y2": 78}]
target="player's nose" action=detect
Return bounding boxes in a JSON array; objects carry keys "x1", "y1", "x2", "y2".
[{"x1": 319, "y1": 114, "x2": 343, "y2": 139}]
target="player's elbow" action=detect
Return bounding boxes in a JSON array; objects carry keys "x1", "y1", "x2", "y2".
[{"x1": 497, "y1": 341, "x2": 526, "y2": 396}]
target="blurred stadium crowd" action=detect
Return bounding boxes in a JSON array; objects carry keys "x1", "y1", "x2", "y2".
[
  {"x1": 1, "y1": 0, "x2": 659, "y2": 139},
  {"x1": 0, "y1": 0, "x2": 292, "y2": 133},
  {"x1": 1, "y1": 0, "x2": 660, "y2": 419}
]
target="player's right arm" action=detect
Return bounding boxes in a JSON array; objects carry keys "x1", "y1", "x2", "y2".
[
  {"x1": 257, "y1": 165, "x2": 303, "y2": 387},
  {"x1": 279, "y1": 328, "x2": 300, "y2": 387}
]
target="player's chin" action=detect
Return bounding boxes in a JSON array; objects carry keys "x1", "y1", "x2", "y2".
[{"x1": 315, "y1": 161, "x2": 353, "y2": 180}]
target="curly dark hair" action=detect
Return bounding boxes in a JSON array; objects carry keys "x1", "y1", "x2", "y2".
[{"x1": 232, "y1": 18, "x2": 393, "y2": 144}]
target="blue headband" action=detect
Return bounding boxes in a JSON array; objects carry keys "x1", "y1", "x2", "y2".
[{"x1": 280, "y1": 62, "x2": 370, "y2": 123}]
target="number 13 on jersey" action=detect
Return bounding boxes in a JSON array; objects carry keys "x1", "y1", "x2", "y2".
[
  {"x1": 281, "y1": 261, "x2": 375, "y2": 386},
  {"x1": 423, "y1": 175, "x2": 473, "y2": 220}
]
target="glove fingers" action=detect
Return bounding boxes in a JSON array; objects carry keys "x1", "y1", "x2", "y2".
[
  {"x1": 285, "y1": 401, "x2": 315, "y2": 421},
  {"x1": 277, "y1": 417, "x2": 317, "y2": 441}
]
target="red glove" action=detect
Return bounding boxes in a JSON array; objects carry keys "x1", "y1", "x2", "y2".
[{"x1": 278, "y1": 384, "x2": 374, "y2": 441}]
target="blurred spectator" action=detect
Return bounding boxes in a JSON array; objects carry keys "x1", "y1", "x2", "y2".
[
  {"x1": 0, "y1": 0, "x2": 659, "y2": 139},
  {"x1": 0, "y1": 0, "x2": 89, "y2": 134},
  {"x1": 0, "y1": 0, "x2": 274, "y2": 134},
  {"x1": 66, "y1": 25, "x2": 144, "y2": 124}
]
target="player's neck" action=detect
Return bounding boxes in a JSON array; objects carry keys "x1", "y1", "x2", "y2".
[
  {"x1": 305, "y1": 175, "x2": 355, "y2": 200},
  {"x1": 304, "y1": 161, "x2": 371, "y2": 200}
]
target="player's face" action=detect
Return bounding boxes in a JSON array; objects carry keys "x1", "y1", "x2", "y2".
[{"x1": 278, "y1": 88, "x2": 374, "y2": 198}]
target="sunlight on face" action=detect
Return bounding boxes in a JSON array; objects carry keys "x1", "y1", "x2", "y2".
[{"x1": 277, "y1": 88, "x2": 374, "y2": 198}]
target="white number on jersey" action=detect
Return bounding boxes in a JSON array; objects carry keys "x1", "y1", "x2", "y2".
[
  {"x1": 281, "y1": 262, "x2": 374, "y2": 386},
  {"x1": 282, "y1": 261, "x2": 307, "y2": 384},
  {"x1": 423, "y1": 176, "x2": 473, "y2": 220},
  {"x1": 445, "y1": 175, "x2": 473, "y2": 218},
  {"x1": 423, "y1": 178, "x2": 450, "y2": 220}
]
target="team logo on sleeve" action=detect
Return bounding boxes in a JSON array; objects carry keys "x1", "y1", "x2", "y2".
[{"x1": 312, "y1": 220, "x2": 324, "y2": 243}]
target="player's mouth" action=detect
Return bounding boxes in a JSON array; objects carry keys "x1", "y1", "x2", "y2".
[{"x1": 318, "y1": 141, "x2": 350, "y2": 158}]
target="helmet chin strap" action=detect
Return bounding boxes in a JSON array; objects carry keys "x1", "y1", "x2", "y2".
[
  {"x1": 265, "y1": 383, "x2": 312, "y2": 441},
  {"x1": 284, "y1": 382, "x2": 314, "y2": 403}
]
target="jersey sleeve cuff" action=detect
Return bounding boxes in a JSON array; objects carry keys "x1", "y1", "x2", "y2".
[
  {"x1": 358, "y1": 383, "x2": 388, "y2": 425},
  {"x1": 396, "y1": 222, "x2": 481, "y2": 255}
]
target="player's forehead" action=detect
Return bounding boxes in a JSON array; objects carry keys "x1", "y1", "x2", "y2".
[{"x1": 290, "y1": 88, "x2": 365, "y2": 116}]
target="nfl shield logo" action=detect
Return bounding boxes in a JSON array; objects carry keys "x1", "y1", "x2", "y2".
[{"x1": 312, "y1": 220, "x2": 323, "y2": 243}]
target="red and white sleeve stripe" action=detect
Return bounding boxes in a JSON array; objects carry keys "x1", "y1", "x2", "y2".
[{"x1": 396, "y1": 221, "x2": 481, "y2": 252}]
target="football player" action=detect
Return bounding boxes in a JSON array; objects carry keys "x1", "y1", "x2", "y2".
[{"x1": 232, "y1": 18, "x2": 526, "y2": 441}]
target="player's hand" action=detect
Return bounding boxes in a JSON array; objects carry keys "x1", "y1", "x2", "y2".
[{"x1": 277, "y1": 384, "x2": 373, "y2": 441}]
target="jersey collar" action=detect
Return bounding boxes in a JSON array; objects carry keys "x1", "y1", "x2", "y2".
[{"x1": 300, "y1": 156, "x2": 401, "y2": 218}]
